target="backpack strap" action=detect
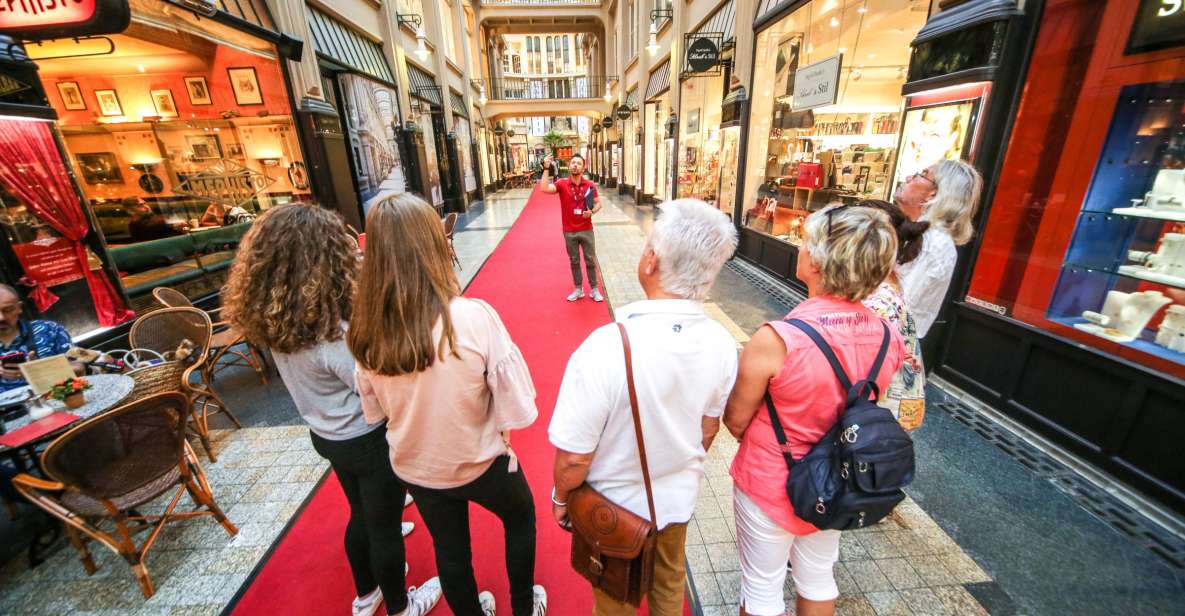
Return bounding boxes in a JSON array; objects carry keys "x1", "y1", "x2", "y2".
[
  {"x1": 764, "y1": 392, "x2": 796, "y2": 469},
  {"x1": 786, "y1": 318, "x2": 891, "y2": 406}
]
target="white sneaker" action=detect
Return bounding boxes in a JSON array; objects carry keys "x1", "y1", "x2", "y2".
[
  {"x1": 402, "y1": 522, "x2": 415, "y2": 537},
  {"x1": 566, "y1": 289, "x2": 584, "y2": 302},
  {"x1": 400, "y1": 577, "x2": 443, "y2": 616},
  {"x1": 404, "y1": 494, "x2": 414, "y2": 508},
  {"x1": 479, "y1": 590, "x2": 496, "y2": 616},
  {"x1": 532, "y1": 585, "x2": 547, "y2": 616},
  {"x1": 590, "y1": 289, "x2": 604, "y2": 303},
  {"x1": 352, "y1": 587, "x2": 382, "y2": 616}
]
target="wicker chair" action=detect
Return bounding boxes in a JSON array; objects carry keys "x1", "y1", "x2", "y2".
[
  {"x1": 129, "y1": 307, "x2": 240, "y2": 462},
  {"x1": 151, "y1": 287, "x2": 268, "y2": 386},
  {"x1": 11, "y1": 392, "x2": 237, "y2": 598},
  {"x1": 442, "y1": 212, "x2": 460, "y2": 268}
]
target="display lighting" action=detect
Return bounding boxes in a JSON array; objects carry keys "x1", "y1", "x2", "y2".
[
  {"x1": 414, "y1": 27, "x2": 431, "y2": 61},
  {"x1": 830, "y1": 16, "x2": 840, "y2": 28}
]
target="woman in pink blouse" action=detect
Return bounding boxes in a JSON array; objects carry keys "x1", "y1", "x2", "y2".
[
  {"x1": 348, "y1": 194, "x2": 547, "y2": 616},
  {"x1": 723, "y1": 205, "x2": 905, "y2": 616}
]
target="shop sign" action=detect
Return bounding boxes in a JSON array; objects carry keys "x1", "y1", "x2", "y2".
[
  {"x1": 174, "y1": 159, "x2": 276, "y2": 208},
  {"x1": 1128, "y1": 0, "x2": 1185, "y2": 54},
  {"x1": 685, "y1": 35, "x2": 721, "y2": 73},
  {"x1": 592, "y1": 123, "x2": 602, "y2": 133},
  {"x1": 12, "y1": 237, "x2": 84, "y2": 287},
  {"x1": 0, "y1": 0, "x2": 129, "y2": 41},
  {"x1": 601, "y1": 116, "x2": 614, "y2": 128},
  {"x1": 494, "y1": 126, "x2": 505, "y2": 136},
  {"x1": 792, "y1": 54, "x2": 842, "y2": 112},
  {"x1": 616, "y1": 104, "x2": 632, "y2": 120}
]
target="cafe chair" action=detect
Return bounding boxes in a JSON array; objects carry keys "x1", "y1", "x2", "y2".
[
  {"x1": 152, "y1": 286, "x2": 268, "y2": 386},
  {"x1": 442, "y1": 212, "x2": 460, "y2": 269},
  {"x1": 129, "y1": 307, "x2": 240, "y2": 462},
  {"x1": 11, "y1": 392, "x2": 237, "y2": 598}
]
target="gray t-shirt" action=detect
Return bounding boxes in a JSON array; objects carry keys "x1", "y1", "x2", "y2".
[{"x1": 272, "y1": 336, "x2": 377, "y2": 441}]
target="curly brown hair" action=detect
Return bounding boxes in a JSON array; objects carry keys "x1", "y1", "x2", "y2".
[{"x1": 222, "y1": 204, "x2": 358, "y2": 354}]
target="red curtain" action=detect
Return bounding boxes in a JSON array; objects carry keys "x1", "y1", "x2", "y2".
[{"x1": 0, "y1": 118, "x2": 134, "y2": 326}]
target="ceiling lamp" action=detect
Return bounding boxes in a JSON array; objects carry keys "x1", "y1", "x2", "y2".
[{"x1": 414, "y1": 27, "x2": 431, "y2": 61}]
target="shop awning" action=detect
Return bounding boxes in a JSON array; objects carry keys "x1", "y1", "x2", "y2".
[
  {"x1": 306, "y1": 5, "x2": 397, "y2": 87},
  {"x1": 754, "y1": 0, "x2": 793, "y2": 29},
  {"x1": 156, "y1": 0, "x2": 302, "y2": 60},
  {"x1": 407, "y1": 64, "x2": 443, "y2": 107},
  {"x1": 694, "y1": 0, "x2": 736, "y2": 46},
  {"x1": 645, "y1": 59, "x2": 670, "y2": 102},
  {"x1": 912, "y1": 0, "x2": 1022, "y2": 46},
  {"x1": 451, "y1": 91, "x2": 469, "y2": 119},
  {"x1": 625, "y1": 87, "x2": 639, "y2": 111}
]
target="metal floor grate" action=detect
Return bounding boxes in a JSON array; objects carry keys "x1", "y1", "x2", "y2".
[
  {"x1": 724, "y1": 259, "x2": 805, "y2": 311},
  {"x1": 933, "y1": 396, "x2": 1185, "y2": 572}
]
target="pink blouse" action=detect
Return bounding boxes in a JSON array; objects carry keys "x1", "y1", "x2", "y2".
[
  {"x1": 357, "y1": 297, "x2": 538, "y2": 489},
  {"x1": 730, "y1": 296, "x2": 904, "y2": 535}
]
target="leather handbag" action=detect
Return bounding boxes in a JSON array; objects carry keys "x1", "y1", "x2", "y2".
[{"x1": 567, "y1": 322, "x2": 657, "y2": 606}]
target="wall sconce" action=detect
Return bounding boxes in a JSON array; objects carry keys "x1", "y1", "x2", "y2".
[
  {"x1": 646, "y1": 22, "x2": 659, "y2": 56},
  {"x1": 478, "y1": 85, "x2": 488, "y2": 106},
  {"x1": 648, "y1": 7, "x2": 672, "y2": 57},
  {"x1": 603, "y1": 80, "x2": 613, "y2": 103},
  {"x1": 414, "y1": 27, "x2": 431, "y2": 62},
  {"x1": 396, "y1": 12, "x2": 422, "y2": 29}
]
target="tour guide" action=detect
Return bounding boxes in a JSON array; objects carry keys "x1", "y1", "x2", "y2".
[{"x1": 540, "y1": 153, "x2": 604, "y2": 302}]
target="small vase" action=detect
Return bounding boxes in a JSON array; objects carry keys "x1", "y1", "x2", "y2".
[{"x1": 64, "y1": 392, "x2": 85, "y2": 409}]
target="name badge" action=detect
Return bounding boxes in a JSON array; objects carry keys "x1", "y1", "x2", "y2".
[{"x1": 574, "y1": 208, "x2": 583, "y2": 216}]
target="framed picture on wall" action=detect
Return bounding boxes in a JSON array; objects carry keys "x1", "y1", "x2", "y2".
[
  {"x1": 56, "y1": 82, "x2": 85, "y2": 110},
  {"x1": 186, "y1": 134, "x2": 223, "y2": 160},
  {"x1": 94, "y1": 89, "x2": 122, "y2": 116},
  {"x1": 184, "y1": 77, "x2": 212, "y2": 105},
  {"x1": 76, "y1": 153, "x2": 123, "y2": 184},
  {"x1": 227, "y1": 67, "x2": 263, "y2": 105},
  {"x1": 151, "y1": 89, "x2": 178, "y2": 117},
  {"x1": 226, "y1": 143, "x2": 244, "y2": 159}
]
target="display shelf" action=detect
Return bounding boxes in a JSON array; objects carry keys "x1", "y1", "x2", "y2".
[
  {"x1": 1065, "y1": 261, "x2": 1185, "y2": 290},
  {"x1": 1052, "y1": 316, "x2": 1185, "y2": 363},
  {"x1": 1109, "y1": 207, "x2": 1185, "y2": 222}
]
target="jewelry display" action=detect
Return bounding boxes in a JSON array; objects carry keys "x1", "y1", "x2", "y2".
[
  {"x1": 1129, "y1": 169, "x2": 1185, "y2": 211},
  {"x1": 1118, "y1": 233, "x2": 1185, "y2": 286},
  {"x1": 1076, "y1": 290, "x2": 1172, "y2": 342},
  {"x1": 1156, "y1": 305, "x2": 1185, "y2": 353}
]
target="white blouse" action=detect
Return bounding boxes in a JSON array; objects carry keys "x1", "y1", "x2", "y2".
[{"x1": 897, "y1": 226, "x2": 957, "y2": 338}]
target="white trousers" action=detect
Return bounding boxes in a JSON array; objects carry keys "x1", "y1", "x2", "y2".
[{"x1": 734, "y1": 489, "x2": 841, "y2": 615}]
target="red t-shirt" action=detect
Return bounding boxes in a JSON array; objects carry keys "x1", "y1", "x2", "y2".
[{"x1": 555, "y1": 177, "x2": 598, "y2": 232}]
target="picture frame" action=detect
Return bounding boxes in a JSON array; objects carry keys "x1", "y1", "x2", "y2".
[
  {"x1": 226, "y1": 143, "x2": 244, "y2": 159},
  {"x1": 76, "y1": 153, "x2": 124, "y2": 184},
  {"x1": 151, "y1": 89, "x2": 178, "y2": 117},
  {"x1": 186, "y1": 134, "x2": 223, "y2": 160},
  {"x1": 94, "y1": 89, "x2": 122, "y2": 116},
  {"x1": 227, "y1": 67, "x2": 263, "y2": 105},
  {"x1": 183, "y1": 76, "x2": 212, "y2": 105},
  {"x1": 56, "y1": 82, "x2": 85, "y2": 110}
]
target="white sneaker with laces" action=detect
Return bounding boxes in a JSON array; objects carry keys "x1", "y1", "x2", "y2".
[
  {"x1": 479, "y1": 590, "x2": 496, "y2": 616},
  {"x1": 399, "y1": 577, "x2": 443, "y2": 616},
  {"x1": 401, "y1": 522, "x2": 414, "y2": 537},
  {"x1": 532, "y1": 584, "x2": 547, "y2": 616},
  {"x1": 566, "y1": 289, "x2": 584, "y2": 302},
  {"x1": 590, "y1": 289, "x2": 604, "y2": 303},
  {"x1": 352, "y1": 587, "x2": 382, "y2": 616}
]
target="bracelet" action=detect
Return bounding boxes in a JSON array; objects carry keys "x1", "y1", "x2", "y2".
[{"x1": 550, "y1": 487, "x2": 567, "y2": 507}]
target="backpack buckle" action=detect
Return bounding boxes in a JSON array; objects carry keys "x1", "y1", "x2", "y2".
[{"x1": 843, "y1": 424, "x2": 860, "y2": 444}]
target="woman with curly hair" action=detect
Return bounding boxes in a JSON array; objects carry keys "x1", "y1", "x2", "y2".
[
  {"x1": 349, "y1": 193, "x2": 546, "y2": 616},
  {"x1": 223, "y1": 204, "x2": 442, "y2": 616}
]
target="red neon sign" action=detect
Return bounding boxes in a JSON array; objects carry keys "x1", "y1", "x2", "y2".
[{"x1": 0, "y1": 0, "x2": 127, "y2": 40}]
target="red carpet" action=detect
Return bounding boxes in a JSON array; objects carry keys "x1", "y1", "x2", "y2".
[{"x1": 226, "y1": 187, "x2": 687, "y2": 615}]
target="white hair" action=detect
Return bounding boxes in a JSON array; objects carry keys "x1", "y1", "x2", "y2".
[
  {"x1": 648, "y1": 199, "x2": 738, "y2": 300},
  {"x1": 926, "y1": 159, "x2": 983, "y2": 246}
]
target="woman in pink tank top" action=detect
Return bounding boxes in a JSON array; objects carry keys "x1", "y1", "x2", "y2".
[{"x1": 723, "y1": 205, "x2": 905, "y2": 616}]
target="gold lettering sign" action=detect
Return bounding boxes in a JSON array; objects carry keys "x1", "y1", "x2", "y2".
[{"x1": 174, "y1": 159, "x2": 276, "y2": 208}]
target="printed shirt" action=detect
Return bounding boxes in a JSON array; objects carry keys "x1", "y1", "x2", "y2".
[
  {"x1": 0, "y1": 319, "x2": 73, "y2": 392},
  {"x1": 555, "y1": 177, "x2": 598, "y2": 233},
  {"x1": 730, "y1": 296, "x2": 904, "y2": 535},
  {"x1": 862, "y1": 282, "x2": 926, "y2": 431},
  {"x1": 549, "y1": 300, "x2": 738, "y2": 529}
]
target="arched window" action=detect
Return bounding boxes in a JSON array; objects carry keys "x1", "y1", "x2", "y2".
[{"x1": 563, "y1": 36, "x2": 570, "y2": 70}]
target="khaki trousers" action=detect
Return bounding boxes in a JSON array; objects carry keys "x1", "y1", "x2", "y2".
[{"x1": 592, "y1": 522, "x2": 688, "y2": 616}]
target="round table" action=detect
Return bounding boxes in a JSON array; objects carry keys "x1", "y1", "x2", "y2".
[{"x1": 0, "y1": 374, "x2": 135, "y2": 454}]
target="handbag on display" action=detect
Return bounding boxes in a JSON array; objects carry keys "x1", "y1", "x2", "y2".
[
  {"x1": 567, "y1": 322, "x2": 657, "y2": 606},
  {"x1": 766, "y1": 319, "x2": 915, "y2": 530},
  {"x1": 797, "y1": 163, "x2": 824, "y2": 189}
]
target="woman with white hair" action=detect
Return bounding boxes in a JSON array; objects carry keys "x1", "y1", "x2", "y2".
[
  {"x1": 550, "y1": 199, "x2": 739, "y2": 615},
  {"x1": 724, "y1": 205, "x2": 905, "y2": 616},
  {"x1": 892, "y1": 158, "x2": 984, "y2": 337}
]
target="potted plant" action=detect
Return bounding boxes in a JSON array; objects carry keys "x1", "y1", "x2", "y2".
[{"x1": 50, "y1": 377, "x2": 92, "y2": 409}]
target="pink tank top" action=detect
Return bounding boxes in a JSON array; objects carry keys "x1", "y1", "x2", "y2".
[{"x1": 730, "y1": 296, "x2": 905, "y2": 535}]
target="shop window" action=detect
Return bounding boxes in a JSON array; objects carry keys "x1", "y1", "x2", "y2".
[
  {"x1": 742, "y1": 0, "x2": 926, "y2": 245},
  {"x1": 35, "y1": 16, "x2": 312, "y2": 308},
  {"x1": 677, "y1": 73, "x2": 726, "y2": 209}
]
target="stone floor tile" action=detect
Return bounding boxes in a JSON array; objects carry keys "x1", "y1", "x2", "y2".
[
  {"x1": 936, "y1": 552, "x2": 990, "y2": 584},
  {"x1": 898, "y1": 588, "x2": 949, "y2": 616},
  {"x1": 906, "y1": 555, "x2": 958, "y2": 587},
  {"x1": 685, "y1": 518, "x2": 704, "y2": 546},
  {"x1": 876, "y1": 558, "x2": 925, "y2": 591},
  {"x1": 705, "y1": 541, "x2": 740, "y2": 572},
  {"x1": 846, "y1": 559, "x2": 896, "y2": 593},
  {"x1": 929, "y1": 585, "x2": 988, "y2": 616},
  {"x1": 836, "y1": 594, "x2": 878, "y2": 616},
  {"x1": 865, "y1": 590, "x2": 916, "y2": 615},
  {"x1": 203, "y1": 546, "x2": 269, "y2": 575},
  {"x1": 840, "y1": 535, "x2": 871, "y2": 561},
  {"x1": 698, "y1": 516, "x2": 733, "y2": 544},
  {"x1": 834, "y1": 562, "x2": 862, "y2": 596},
  {"x1": 714, "y1": 569, "x2": 742, "y2": 605},
  {"x1": 695, "y1": 495, "x2": 724, "y2": 519},
  {"x1": 693, "y1": 567, "x2": 724, "y2": 606},
  {"x1": 169, "y1": 605, "x2": 223, "y2": 616},
  {"x1": 857, "y1": 531, "x2": 903, "y2": 560}
]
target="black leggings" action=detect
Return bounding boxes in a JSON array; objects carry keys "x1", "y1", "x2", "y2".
[
  {"x1": 310, "y1": 427, "x2": 408, "y2": 614},
  {"x1": 407, "y1": 455, "x2": 536, "y2": 616}
]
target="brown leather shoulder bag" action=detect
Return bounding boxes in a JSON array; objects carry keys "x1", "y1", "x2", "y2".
[{"x1": 567, "y1": 322, "x2": 658, "y2": 607}]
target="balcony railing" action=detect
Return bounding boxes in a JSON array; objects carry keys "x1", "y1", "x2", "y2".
[
  {"x1": 481, "y1": 0, "x2": 600, "y2": 6},
  {"x1": 488, "y1": 75, "x2": 610, "y2": 101}
]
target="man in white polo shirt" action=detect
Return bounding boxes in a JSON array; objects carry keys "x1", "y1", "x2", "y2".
[{"x1": 548, "y1": 199, "x2": 739, "y2": 615}]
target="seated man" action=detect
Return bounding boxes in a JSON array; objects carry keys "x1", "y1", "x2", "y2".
[
  {"x1": 126, "y1": 197, "x2": 185, "y2": 242},
  {"x1": 0, "y1": 284, "x2": 83, "y2": 392}
]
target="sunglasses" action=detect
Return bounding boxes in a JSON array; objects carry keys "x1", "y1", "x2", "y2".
[{"x1": 825, "y1": 204, "x2": 852, "y2": 237}]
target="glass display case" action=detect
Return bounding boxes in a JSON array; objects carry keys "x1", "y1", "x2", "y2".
[{"x1": 1046, "y1": 81, "x2": 1185, "y2": 369}]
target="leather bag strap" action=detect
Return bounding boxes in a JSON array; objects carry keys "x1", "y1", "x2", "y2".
[{"x1": 617, "y1": 322, "x2": 658, "y2": 526}]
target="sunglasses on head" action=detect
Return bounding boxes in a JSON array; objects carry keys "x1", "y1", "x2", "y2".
[{"x1": 825, "y1": 204, "x2": 852, "y2": 237}]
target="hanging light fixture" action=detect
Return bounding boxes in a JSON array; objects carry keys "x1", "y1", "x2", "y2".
[
  {"x1": 414, "y1": 27, "x2": 431, "y2": 61},
  {"x1": 478, "y1": 85, "x2": 488, "y2": 106},
  {"x1": 603, "y1": 79, "x2": 613, "y2": 103},
  {"x1": 646, "y1": 21, "x2": 659, "y2": 56}
]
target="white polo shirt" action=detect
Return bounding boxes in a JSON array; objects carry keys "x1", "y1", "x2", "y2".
[{"x1": 549, "y1": 299, "x2": 738, "y2": 529}]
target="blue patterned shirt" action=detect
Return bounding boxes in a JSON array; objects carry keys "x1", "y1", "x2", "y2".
[{"x1": 0, "y1": 319, "x2": 73, "y2": 392}]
